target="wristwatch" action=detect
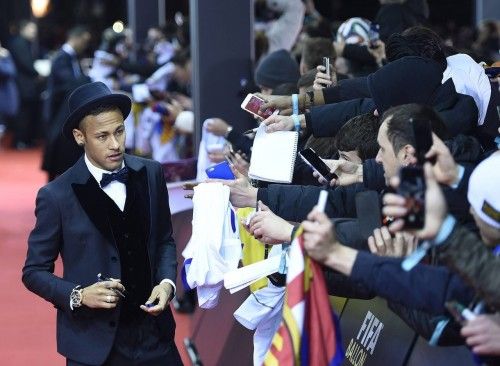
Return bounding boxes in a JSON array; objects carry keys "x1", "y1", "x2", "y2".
[{"x1": 70, "y1": 285, "x2": 83, "y2": 310}]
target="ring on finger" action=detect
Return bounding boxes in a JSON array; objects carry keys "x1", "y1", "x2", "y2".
[{"x1": 107, "y1": 295, "x2": 112, "y2": 303}]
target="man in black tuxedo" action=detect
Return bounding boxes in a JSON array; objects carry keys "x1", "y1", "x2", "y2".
[
  {"x1": 42, "y1": 25, "x2": 91, "y2": 181},
  {"x1": 43, "y1": 25, "x2": 91, "y2": 127},
  {"x1": 8, "y1": 20, "x2": 40, "y2": 149},
  {"x1": 23, "y1": 82, "x2": 182, "y2": 365}
]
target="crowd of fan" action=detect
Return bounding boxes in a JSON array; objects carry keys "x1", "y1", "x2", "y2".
[
  {"x1": 189, "y1": 0, "x2": 500, "y2": 364},
  {"x1": 0, "y1": 15, "x2": 193, "y2": 182}
]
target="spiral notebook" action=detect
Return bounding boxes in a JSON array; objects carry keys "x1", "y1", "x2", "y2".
[{"x1": 248, "y1": 124, "x2": 298, "y2": 183}]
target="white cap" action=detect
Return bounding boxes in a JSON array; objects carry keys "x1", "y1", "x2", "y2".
[{"x1": 467, "y1": 153, "x2": 500, "y2": 229}]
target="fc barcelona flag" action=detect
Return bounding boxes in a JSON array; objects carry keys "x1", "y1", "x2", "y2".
[{"x1": 264, "y1": 227, "x2": 344, "y2": 366}]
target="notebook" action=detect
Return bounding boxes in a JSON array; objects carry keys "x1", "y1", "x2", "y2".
[{"x1": 248, "y1": 124, "x2": 298, "y2": 183}]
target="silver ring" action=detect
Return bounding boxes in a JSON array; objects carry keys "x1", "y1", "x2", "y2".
[{"x1": 107, "y1": 295, "x2": 112, "y2": 303}]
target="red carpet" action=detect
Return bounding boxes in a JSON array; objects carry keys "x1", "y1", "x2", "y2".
[{"x1": 0, "y1": 143, "x2": 190, "y2": 365}]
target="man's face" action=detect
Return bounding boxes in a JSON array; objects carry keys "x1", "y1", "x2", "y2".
[
  {"x1": 22, "y1": 22, "x2": 38, "y2": 41},
  {"x1": 73, "y1": 32, "x2": 91, "y2": 55},
  {"x1": 375, "y1": 118, "x2": 403, "y2": 185},
  {"x1": 339, "y1": 150, "x2": 362, "y2": 164},
  {"x1": 73, "y1": 109, "x2": 126, "y2": 171}
]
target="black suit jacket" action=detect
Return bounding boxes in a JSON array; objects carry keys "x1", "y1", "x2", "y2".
[
  {"x1": 22, "y1": 154, "x2": 177, "y2": 365},
  {"x1": 44, "y1": 48, "x2": 89, "y2": 123},
  {"x1": 8, "y1": 36, "x2": 39, "y2": 99}
]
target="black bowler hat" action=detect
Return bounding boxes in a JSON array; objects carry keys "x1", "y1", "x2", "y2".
[{"x1": 62, "y1": 81, "x2": 131, "y2": 140}]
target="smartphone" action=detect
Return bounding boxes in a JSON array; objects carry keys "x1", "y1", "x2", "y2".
[
  {"x1": 240, "y1": 94, "x2": 278, "y2": 119},
  {"x1": 323, "y1": 57, "x2": 330, "y2": 78},
  {"x1": 299, "y1": 147, "x2": 338, "y2": 182},
  {"x1": 369, "y1": 23, "x2": 380, "y2": 49},
  {"x1": 205, "y1": 160, "x2": 235, "y2": 180},
  {"x1": 397, "y1": 166, "x2": 426, "y2": 229},
  {"x1": 411, "y1": 118, "x2": 433, "y2": 165}
]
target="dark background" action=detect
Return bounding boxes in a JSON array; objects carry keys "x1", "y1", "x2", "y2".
[{"x1": 0, "y1": 0, "x2": 475, "y2": 54}]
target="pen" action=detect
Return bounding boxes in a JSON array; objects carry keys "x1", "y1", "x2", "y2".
[
  {"x1": 97, "y1": 273, "x2": 126, "y2": 298},
  {"x1": 455, "y1": 302, "x2": 477, "y2": 321}
]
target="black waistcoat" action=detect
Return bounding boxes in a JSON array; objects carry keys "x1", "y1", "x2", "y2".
[{"x1": 101, "y1": 171, "x2": 152, "y2": 322}]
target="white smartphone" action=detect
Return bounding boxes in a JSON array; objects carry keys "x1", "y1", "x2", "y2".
[{"x1": 240, "y1": 93, "x2": 278, "y2": 119}]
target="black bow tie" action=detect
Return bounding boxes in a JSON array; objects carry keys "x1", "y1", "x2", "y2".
[{"x1": 100, "y1": 167, "x2": 129, "y2": 188}]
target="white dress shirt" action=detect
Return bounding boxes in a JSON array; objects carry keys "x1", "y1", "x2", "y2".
[
  {"x1": 85, "y1": 154, "x2": 127, "y2": 211},
  {"x1": 84, "y1": 154, "x2": 176, "y2": 294}
]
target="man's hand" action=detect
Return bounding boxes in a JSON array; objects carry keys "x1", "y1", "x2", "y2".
[
  {"x1": 303, "y1": 208, "x2": 358, "y2": 275},
  {"x1": 226, "y1": 151, "x2": 250, "y2": 177},
  {"x1": 313, "y1": 65, "x2": 336, "y2": 90},
  {"x1": 82, "y1": 280, "x2": 126, "y2": 309},
  {"x1": 166, "y1": 99, "x2": 183, "y2": 121},
  {"x1": 208, "y1": 164, "x2": 258, "y2": 208},
  {"x1": 256, "y1": 94, "x2": 293, "y2": 116},
  {"x1": 313, "y1": 159, "x2": 363, "y2": 186},
  {"x1": 261, "y1": 114, "x2": 295, "y2": 133},
  {"x1": 247, "y1": 201, "x2": 294, "y2": 244},
  {"x1": 140, "y1": 282, "x2": 174, "y2": 316},
  {"x1": 461, "y1": 314, "x2": 500, "y2": 356},
  {"x1": 382, "y1": 163, "x2": 448, "y2": 239},
  {"x1": 207, "y1": 151, "x2": 226, "y2": 163},
  {"x1": 205, "y1": 118, "x2": 230, "y2": 137},
  {"x1": 171, "y1": 92, "x2": 192, "y2": 110},
  {"x1": 302, "y1": 209, "x2": 336, "y2": 264},
  {"x1": 368, "y1": 227, "x2": 417, "y2": 257},
  {"x1": 426, "y1": 133, "x2": 460, "y2": 187}
]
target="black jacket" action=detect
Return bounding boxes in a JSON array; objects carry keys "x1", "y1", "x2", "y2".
[
  {"x1": 42, "y1": 48, "x2": 90, "y2": 177},
  {"x1": 256, "y1": 182, "x2": 366, "y2": 223},
  {"x1": 44, "y1": 48, "x2": 90, "y2": 124},
  {"x1": 8, "y1": 36, "x2": 39, "y2": 99},
  {"x1": 306, "y1": 84, "x2": 477, "y2": 140}
]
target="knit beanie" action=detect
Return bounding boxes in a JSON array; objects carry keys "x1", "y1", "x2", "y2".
[{"x1": 255, "y1": 49, "x2": 300, "y2": 89}]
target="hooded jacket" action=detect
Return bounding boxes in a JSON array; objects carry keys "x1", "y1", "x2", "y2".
[{"x1": 306, "y1": 56, "x2": 478, "y2": 138}]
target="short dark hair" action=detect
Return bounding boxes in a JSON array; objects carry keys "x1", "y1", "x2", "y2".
[
  {"x1": 334, "y1": 113, "x2": 380, "y2": 161},
  {"x1": 78, "y1": 105, "x2": 122, "y2": 131},
  {"x1": 272, "y1": 83, "x2": 298, "y2": 95},
  {"x1": 297, "y1": 69, "x2": 317, "y2": 90},
  {"x1": 301, "y1": 37, "x2": 336, "y2": 71},
  {"x1": 382, "y1": 103, "x2": 449, "y2": 153},
  {"x1": 67, "y1": 25, "x2": 89, "y2": 40},
  {"x1": 386, "y1": 26, "x2": 447, "y2": 68}
]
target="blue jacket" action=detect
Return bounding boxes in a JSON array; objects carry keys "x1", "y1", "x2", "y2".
[{"x1": 0, "y1": 52, "x2": 19, "y2": 116}]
